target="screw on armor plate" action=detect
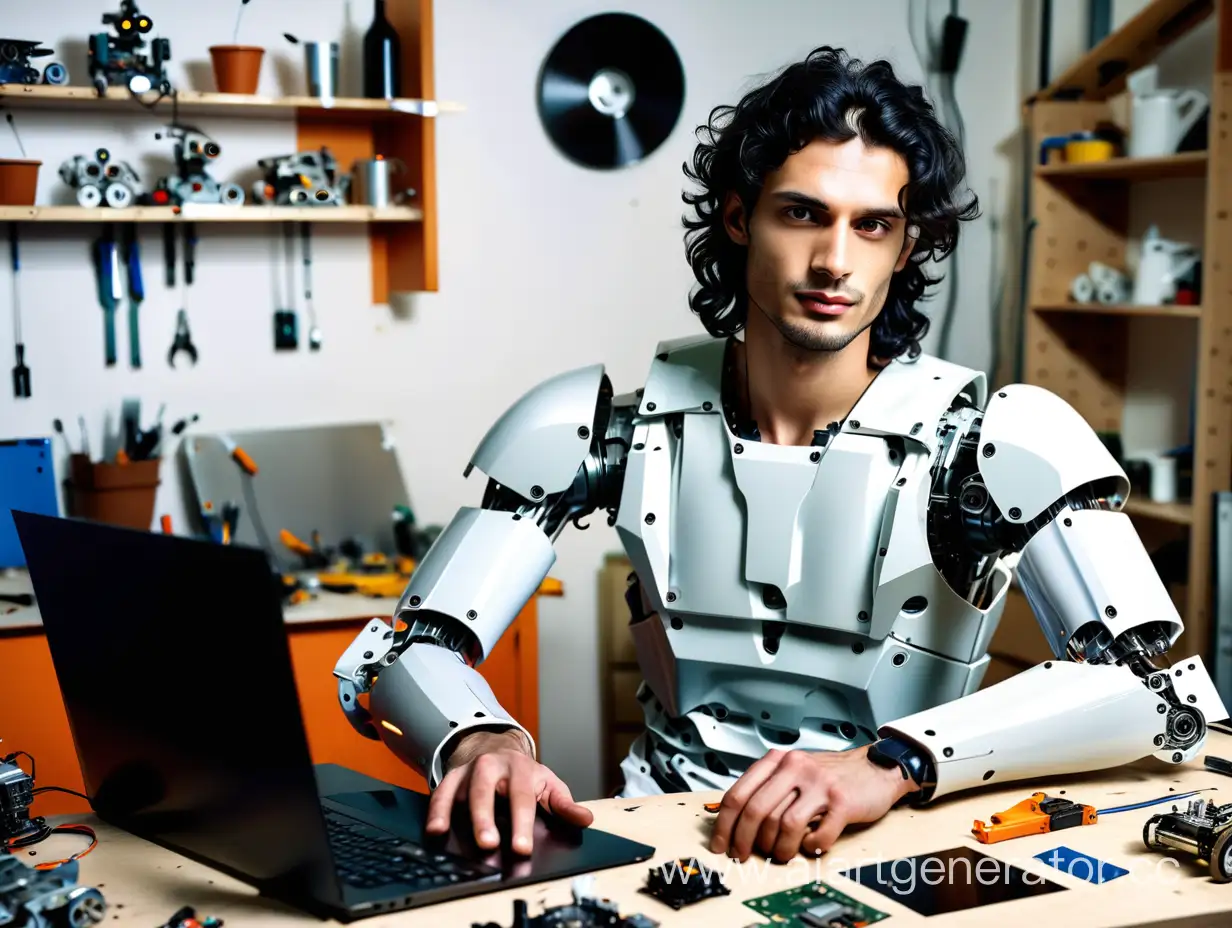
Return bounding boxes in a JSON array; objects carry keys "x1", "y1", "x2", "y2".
[
  {"x1": 896, "y1": 477, "x2": 907, "y2": 486},
  {"x1": 893, "y1": 653, "x2": 907, "y2": 666},
  {"x1": 370, "y1": 625, "x2": 378, "y2": 631},
  {"x1": 1173, "y1": 753, "x2": 1183, "y2": 762},
  {"x1": 466, "y1": 610, "x2": 477, "y2": 620},
  {"x1": 943, "y1": 747, "x2": 954, "y2": 757},
  {"x1": 1159, "y1": 704, "x2": 1168, "y2": 713},
  {"x1": 810, "y1": 450, "x2": 820, "y2": 462},
  {"x1": 1064, "y1": 517, "x2": 1073, "y2": 526},
  {"x1": 878, "y1": 547, "x2": 886, "y2": 556},
  {"x1": 910, "y1": 422, "x2": 922, "y2": 435},
  {"x1": 363, "y1": 650, "x2": 373, "y2": 659},
  {"x1": 1009, "y1": 507, "x2": 1021, "y2": 518},
  {"x1": 858, "y1": 610, "x2": 869, "y2": 621},
  {"x1": 703, "y1": 401, "x2": 713, "y2": 410},
  {"x1": 530, "y1": 485, "x2": 544, "y2": 499},
  {"x1": 1106, "y1": 605, "x2": 1117, "y2": 618},
  {"x1": 849, "y1": 420, "x2": 861, "y2": 429},
  {"x1": 852, "y1": 642, "x2": 864, "y2": 653},
  {"x1": 634, "y1": 442, "x2": 644, "y2": 450},
  {"x1": 734, "y1": 443, "x2": 744, "y2": 454},
  {"x1": 983, "y1": 443, "x2": 996, "y2": 457},
  {"x1": 408, "y1": 595, "x2": 421, "y2": 607},
  {"x1": 645, "y1": 513, "x2": 656, "y2": 524},
  {"x1": 647, "y1": 402, "x2": 657, "y2": 411},
  {"x1": 998, "y1": 391, "x2": 1007, "y2": 398},
  {"x1": 666, "y1": 591, "x2": 677, "y2": 603},
  {"x1": 577, "y1": 426, "x2": 589, "y2": 439},
  {"x1": 1190, "y1": 695, "x2": 1198, "y2": 703},
  {"x1": 671, "y1": 617, "x2": 683, "y2": 630},
  {"x1": 1155, "y1": 735, "x2": 1166, "y2": 745}
]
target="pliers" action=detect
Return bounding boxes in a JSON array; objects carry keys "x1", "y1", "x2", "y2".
[{"x1": 168, "y1": 308, "x2": 197, "y2": 367}]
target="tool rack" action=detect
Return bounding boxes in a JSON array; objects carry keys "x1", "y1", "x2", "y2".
[
  {"x1": 1008, "y1": 0, "x2": 1232, "y2": 668},
  {"x1": 0, "y1": 0, "x2": 446, "y2": 304}
]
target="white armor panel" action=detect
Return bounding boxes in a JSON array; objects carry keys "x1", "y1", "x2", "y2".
[{"x1": 977, "y1": 384, "x2": 1130, "y2": 524}]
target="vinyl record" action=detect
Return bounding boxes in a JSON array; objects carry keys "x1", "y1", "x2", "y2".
[{"x1": 537, "y1": 13, "x2": 685, "y2": 170}]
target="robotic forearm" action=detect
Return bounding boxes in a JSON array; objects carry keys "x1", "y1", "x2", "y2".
[{"x1": 880, "y1": 385, "x2": 1228, "y2": 802}]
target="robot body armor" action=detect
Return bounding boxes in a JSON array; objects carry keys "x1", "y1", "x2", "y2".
[{"x1": 336, "y1": 333, "x2": 1228, "y2": 798}]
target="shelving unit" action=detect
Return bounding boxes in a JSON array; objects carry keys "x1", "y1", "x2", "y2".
[
  {"x1": 0, "y1": 0, "x2": 443, "y2": 302},
  {"x1": 1016, "y1": 0, "x2": 1231, "y2": 665}
]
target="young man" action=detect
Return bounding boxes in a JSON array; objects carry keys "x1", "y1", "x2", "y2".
[{"x1": 334, "y1": 47, "x2": 1224, "y2": 866}]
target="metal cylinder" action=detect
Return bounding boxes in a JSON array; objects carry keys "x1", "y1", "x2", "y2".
[
  {"x1": 351, "y1": 157, "x2": 407, "y2": 207},
  {"x1": 303, "y1": 42, "x2": 339, "y2": 98}
]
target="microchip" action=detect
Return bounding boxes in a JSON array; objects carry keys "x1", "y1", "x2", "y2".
[
  {"x1": 641, "y1": 857, "x2": 731, "y2": 909},
  {"x1": 800, "y1": 901, "x2": 846, "y2": 927}
]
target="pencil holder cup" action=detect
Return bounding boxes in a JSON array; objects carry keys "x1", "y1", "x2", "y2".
[{"x1": 66, "y1": 453, "x2": 161, "y2": 530}]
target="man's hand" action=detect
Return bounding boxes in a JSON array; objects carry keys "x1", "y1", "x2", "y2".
[
  {"x1": 424, "y1": 729, "x2": 594, "y2": 855},
  {"x1": 709, "y1": 745, "x2": 917, "y2": 862}
]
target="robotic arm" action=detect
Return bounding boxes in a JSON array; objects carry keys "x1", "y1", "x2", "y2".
[
  {"x1": 879, "y1": 384, "x2": 1228, "y2": 802},
  {"x1": 333, "y1": 366, "x2": 633, "y2": 787}
]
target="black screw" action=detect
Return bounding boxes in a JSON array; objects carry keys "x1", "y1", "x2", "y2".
[
  {"x1": 645, "y1": 513, "x2": 656, "y2": 524},
  {"x1": 370, "y1": 625, "x2": 378, "y2": 632},
  {"x1": 408, "y1": 595, "x2": 421, "y2": 607},
  {"x1": 892, "y1": 653, "x2": 906, "y2": 666},
  {"x1": 849, "y1": 420, "x2": 861, "y2": 429},
  {"x1": 983, "y1": 443, "x2": 996, "y2": 457},
  {"x1": 666, "y1": 591, "x2": 677, "y2": 603},
  {"x1": 1045, "y1": 661, "x2": 1053, "y2": 669},
  {"x1": 852, "y1": 642, "x2": 864, "y2": 653},
  {"x1": 910, "y1": 422, "x2": 922, "y2": 435},
  {"x1": 983, "y1": 770, "x2": 995, "y2": 781},
  {"x1": 878, "y1": 547, "x2": 886, "y2": 556},
  {"x1": 577, "y1": 426, "x2": 590, "y2": 439},
  {"x1": 475, "y1": 711, "x2": 485, "y2": 718},
  {"x1": 1008, "y1": 507, "x2": 1021, "y2": 519},
  {"x1": 943, "y1": 747, "x2": 954, "y2": 757},
  {"x1": 466, "y1": 610, "x2": 477, "y2": 620},
  {"x1": 761, "y1": 711, "x2": 770, "y2": 720},
  {"x1": 1188, "y1": 694, "x2": 1197, "y2": 703},
  {"x1": 703, "y1": 401, "x2": 713, "y2": 411},
  {"x1": 810, "y1": 450, "x2": 820, "y2": 462},
  {"x1": 998, "y1": 391, "x2": 1007, "y2": 398},
  {"x1": 449, "y1": 720, "x2": 459, "y2": 728},
  {"x1": 1173, "y1": 752, "x2": 1183, "y2": 763},
  {"x1": 1158, "y1": 704, "x2": 1167, "y2": 714},
  {"x1": 1064, "y1": 517, "x2": 1072, "y2": 526},
  {"x1": 896, "y1": 477, "x2": 906, "y2": 486},
  {"x1": 530, "y1": 485, "x2": 544, "y2": 499},
  {"x1": 1105, "y1": 605, "x2": 1117, "y2": 618},
  {"x1": 734, "y1": 443, "x2": 744, "y2": 454},
  {"x1": 1154, "y1": 735, "x2": 1164, "y2": 746},
  {"x1": 647, "y1": 402, "x2": 657, "y2": 411},
  {"x1": 671, "y1": 617, "x2": 682, "y2": 630},
  {"x1": 924, "y1": 729, "x2": 935, "y2": 736},
  {"x1": 857, "y1": 611, "x2": 869, "y2": 622},
  {"x1": 363, "y1": 650, "x2": 373, "y2": 659},
  {"x1": 634, "y1": 442, "x2": 644, "y2": 450}
]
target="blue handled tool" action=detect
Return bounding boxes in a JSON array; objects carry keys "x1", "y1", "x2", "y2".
[
  {"x1": 93, "y1": 226, "x2": 118, "y2": 366},
  {"x1": 124, "y1": 226, "x2": 144, "y2": 369}
]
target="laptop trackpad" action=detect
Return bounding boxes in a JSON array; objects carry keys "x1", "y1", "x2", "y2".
[{"x1": 324, "y1": 787, "x2": 644, "y2": 886}]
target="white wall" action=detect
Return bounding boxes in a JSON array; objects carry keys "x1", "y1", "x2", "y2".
[{"x1": 2, "y1": 0, "x2": 1026, "y2": 800}]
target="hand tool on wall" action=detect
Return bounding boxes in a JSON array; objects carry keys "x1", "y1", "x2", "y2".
[
  {"x1": 93, "y1": 224, "x2": 120, "y2": 367},
  {"x1": 301, "y1": 222, "x2": 321, "y2": 351},
  {"x1": 168, "y1": 223, "x2": 198, "y2": 367},
  {"x1": 9, "y1": 223, "x2": 29, "y2": 398},
  {"x1": 163, "y1": 222, "x2": 175, "y2": 288},
  {"x1": 274, "y1": 222, "x2": 298, "y2": 350},
  {"x1": 123, "y1": 226, "x2": 144, "y2": 369}
]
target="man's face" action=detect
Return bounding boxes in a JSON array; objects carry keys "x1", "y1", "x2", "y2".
[{"x1": 725, "y1": 135, "x2": 915, "y2": 353}]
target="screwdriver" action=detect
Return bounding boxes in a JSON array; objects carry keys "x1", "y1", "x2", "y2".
[{"x1": 221, "y1": 435, "x2": 258, "y2": 475}]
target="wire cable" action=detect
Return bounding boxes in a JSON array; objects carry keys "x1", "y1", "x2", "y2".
[{"x1": 1098, "y1": 787, "x2": 1218, "y2": 816}]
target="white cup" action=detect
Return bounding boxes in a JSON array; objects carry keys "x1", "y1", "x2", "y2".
[{"x1": 1149, "y1": 455, "x2": 1178, "y2": 504}]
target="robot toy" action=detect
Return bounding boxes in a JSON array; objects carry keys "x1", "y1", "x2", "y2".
[
  {"x1": 1144, "y1": 796, "x2": 1232, "y2": 882},
  {"x1": 333, "y1": 333, "x2": 1227, "y2": 803},
  {"x1": 0, "y1": 857, "x2": 106, "y2": 928},
  {"x1": 0, "y1": 40, "x2": 68, "y2": 86},
  {"x1": 58, "y1": 148, "x2": 144, "y2": 208},
  {"x1": 252, "y1": 148, "x2": 348, "y2": 207},
  {"x1": 149, "y1": 124, "x2": 244, "y2": 207},
  {"x1": 87, "y1": 0, "x2": 171, "y2": 97}
]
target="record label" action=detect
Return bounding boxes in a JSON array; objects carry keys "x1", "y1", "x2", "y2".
[{"x1": 537, "y1": 13, "x2": 685, "y2": 170}]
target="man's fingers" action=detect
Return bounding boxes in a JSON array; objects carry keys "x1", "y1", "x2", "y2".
[
  {"x1": 542, "y1": 778, "x2": 595, "y2": 827},
  {"x1": 772, "y1": 786, "x2": 828, "y2": 863},
  {"x1": 506, "y1": 757, "x2": 537, "y2": 855},
  {"x1": 731, "y1": 763, "x2": 802, "y2": 861},
  {"x1": 710, "y1": 750, "x2": 785, "y2": 854},
  {"x1": 426, "y1": 766, "x2": 466, "y2": 833},
  {"x1": 802, "y1": 796, "x2": 849, "y2": 857},
  {"x1": 755, "y1": 791, "x2": 797, "y2": 858},
  {"x1": 467, "y1": 754, "x2": 507, "y2": 849}
]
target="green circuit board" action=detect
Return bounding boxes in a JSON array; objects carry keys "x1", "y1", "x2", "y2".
[{"x1": 742, "y1": 879, "x2": 889, "y2": 927}]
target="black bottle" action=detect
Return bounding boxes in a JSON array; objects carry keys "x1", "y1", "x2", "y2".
[{"x1": 363, "y1": 0, "x2": 402, "y2": 99}]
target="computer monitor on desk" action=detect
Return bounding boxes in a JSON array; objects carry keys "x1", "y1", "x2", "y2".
[{"x1": 13, "y1": 511, "x2": 654, "y2": 922}]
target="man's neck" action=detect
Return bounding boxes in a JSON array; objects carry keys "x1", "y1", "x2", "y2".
[{"x1": 736, "y1": 309, "x2": 880, "y2": 447}]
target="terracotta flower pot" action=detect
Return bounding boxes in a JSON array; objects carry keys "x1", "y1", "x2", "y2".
[
  {"x1": 209, "y1": 45, "x2": 265, "y2": 95},
  {"x1": 0, "y1": 159, "x2": 40, "y2": 206}
]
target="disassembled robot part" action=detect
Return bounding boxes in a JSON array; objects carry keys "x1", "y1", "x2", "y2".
[
  {"x1": 87, "y1": 0, "x2": 170, "y2": 96},
  {"x1": 59, "y1": 148, "x2": 144, "y2": 208},
  {"x1": 151, "y1": 124, "x2": 244, "y2": 207},
  {"x1": 0, "y1": 40, "x2": 68, "y2": 86},
  {"x1": 0, "y1": 756, "x2": 36, "y2": 842},
  {"x1": 639, "y1": 858, "x2": 730, "y2": 910},
  {"x1": 742, "y1": 879, "x2": 889, "y2": 928},
  {"x1": 471, "y1": 876, "x2": 658, "y2": 928},
  {"x1": 972, "y1": 791, "x2": 1098, "y2": 844},
  {"x1": 252, "y1": 148, "x2": 349, "y2": 206},
  {"x1": 156, "y1": 905, "x2": 223, "y2": 928},
  {"x1": 1143, "y1": 796, "x2": 1232, "y2": 882},
  {"x1": 0, "y1": 857, "x2": 106, "y2": 928}
]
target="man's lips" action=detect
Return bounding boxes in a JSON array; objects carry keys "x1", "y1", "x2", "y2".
[{"x1": 796, "y1": 292, "x2": 855, "y2": 315}]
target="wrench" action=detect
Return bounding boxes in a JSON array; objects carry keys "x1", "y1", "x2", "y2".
[{"x1": 167, "y1": 308, "x2": 197, "y2": 367}]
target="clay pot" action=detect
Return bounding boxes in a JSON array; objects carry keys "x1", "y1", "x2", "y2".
[
  {"x1": 209, "y1": 45, "x2": 265, "y2": 95},
  {"x1": 0, "y1": 159, "x2": 40, "y2": 205}
]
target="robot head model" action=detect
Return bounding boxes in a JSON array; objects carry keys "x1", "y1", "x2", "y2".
[
  {"x1": 0, "y1": 857, "x2": 107, "y2": 928},
  {"x1": 150, "y1": 124, "x2": 244, "y2": 207},
  {"x1": 253, "y1": 148, "x2": 349, "y2": 206},
  {"x1": 0, "y1": 40, "x2": 69, "y2": 86},
  {"x1": 87, "y1": 0, "x2": 171, "y2": 97},
  {"x1": 58, "y1": 148, "x2": 144, "y2": 208}
]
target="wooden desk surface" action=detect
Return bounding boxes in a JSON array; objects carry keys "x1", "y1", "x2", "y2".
[{"x1": 26, "y1": 732, "x2": 1232, "y2": 928}]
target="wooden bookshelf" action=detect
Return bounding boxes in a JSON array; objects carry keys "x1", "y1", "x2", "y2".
[
  {"x1": 1019, "y1": 0, "x2": 1232, "y2": 666},
  {"x1": 0, "y1": 0, "x2": 442, "y2": 302}
]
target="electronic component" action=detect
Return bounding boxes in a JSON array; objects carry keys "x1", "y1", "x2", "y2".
[
  {"x1": 742, "y1": 879, "x2": 888, "y2": 927},
  {"x1": 0, "y1": 40, "x2": 68, "y2": 86},
  {"x1": 1143, "y1": 796, "x2": 1232, "y2": 882},
  {"x1": 0, "y1": 857, "x2": 106, "y2": 928},
  {"x1": 639, "y1": 857, "x2": 730, "y2": 910},
  {"x1": 471, "y1": 876, "x2": 658, "y2": 927},
  {"x1": 149, "y1": 124, "x2": 244, "y2": 207},
  {"x1": 87, "y1": 0, "x2": 171, "y2": 96},
  {"x1": 972, "y1": 791, "x2": 1097, "y2": 844},
  {"x1": 58, "y1": 148, "x2": 145, "y2": 208},
  {"x1": 0, "y1": 756, "x2": 36, "y2": 841},
  {"x1": 251, "y1": 147, "x2": 349, "y2": 207}
]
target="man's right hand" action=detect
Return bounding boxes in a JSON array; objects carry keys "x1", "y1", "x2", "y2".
[{"x1": 424, "y1": 729, "x2": 594, "y2": 855}]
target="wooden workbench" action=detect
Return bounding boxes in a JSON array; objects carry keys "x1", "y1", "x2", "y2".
[
  {"x1": 18, "y1": 732, "x2": 1232, "y2": 928},
  {"x1": 0, "y1": 567, "x2": 546, "y2": 813}
]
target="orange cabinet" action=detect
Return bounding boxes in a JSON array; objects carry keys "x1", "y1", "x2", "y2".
[{"x1": 0, "y1": 601, "x2": 539, "y2": 818}]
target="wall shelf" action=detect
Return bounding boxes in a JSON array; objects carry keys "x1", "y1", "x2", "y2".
[
  {"x1": 1036, "y1": 151, "x2": 1208, "y2": 181},
  {"x1": 1124, "y1": 497, "x2": 1195, "y2": 524},
  {"x1": 0, "y1": 83, "x2": 463, "y2": 120},
  {"x1": 0, "y1": 205, "x2": 423, "y2": 223},
  {"x1": 1034, "y1": 301, "x2": 1203, "y2": 318}
]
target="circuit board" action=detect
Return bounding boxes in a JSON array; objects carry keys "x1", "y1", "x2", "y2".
[{"x1": 742, "y1": 880, "x2": 889, "y2": 927}]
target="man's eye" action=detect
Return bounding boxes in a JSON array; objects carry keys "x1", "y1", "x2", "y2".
[
  {"x1": 858, "y1": 219, "x2": 889, "y2": 234},
  {"x1": 786, "y1": 206, "x2": 813, "y2": 221}
]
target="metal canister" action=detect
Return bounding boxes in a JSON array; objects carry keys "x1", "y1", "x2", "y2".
[{"x1": 350, "y1": 156, "x2": 410, "y2": 207}]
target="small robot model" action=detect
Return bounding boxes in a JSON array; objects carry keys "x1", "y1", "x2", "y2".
[
  {"x1": 87, "y1": 0, "x2": 171, "y2": 97},
  {"x1": 0, "y1": 857, "x2": 107, "y2": 928},
  {"x1": 1143, "y1": 796, "x2": 1232, "y2": 882},
  {"x1": 252, "y1": 147, "x2": 349, "y2": 206},
  {"x1": 0, "y1": 40, "x2": 68, "y2": 86},
  {"x1": 149, "y1": 124, "x2": 244, "y2": 207},
  {"x1": 58, "y1": 148, "x2": 144, "y2": 208}
]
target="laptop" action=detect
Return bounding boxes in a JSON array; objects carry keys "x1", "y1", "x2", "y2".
[{"x1": 13, "y1": 511, "x2": 655, "y2": 922}]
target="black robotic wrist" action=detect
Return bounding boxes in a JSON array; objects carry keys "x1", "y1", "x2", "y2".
[{"x1": 867, "y1": 735, "x2": 937, "y2": 806}]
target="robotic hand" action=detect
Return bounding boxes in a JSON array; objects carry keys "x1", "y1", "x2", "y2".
[{"x1": 878, "y1": 384, "x2": 1229, "y2": 803}]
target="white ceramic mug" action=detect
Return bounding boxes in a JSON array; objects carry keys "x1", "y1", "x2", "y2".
[{"x1": 1130, "y1": 89, "x2": 1208, "y2": 158}]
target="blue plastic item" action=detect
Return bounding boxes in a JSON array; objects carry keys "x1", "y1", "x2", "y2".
[
  {"x1": 0, "y1": 437, "x2": 60, "y2": 568},
  {"x1": 1034, "y1": 846, "x2": 1129, "y2": 883}
]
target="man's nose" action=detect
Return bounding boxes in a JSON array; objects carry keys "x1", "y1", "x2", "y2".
[{"x1": 812, "y1": 227, "x2": 853, "y2": 282}]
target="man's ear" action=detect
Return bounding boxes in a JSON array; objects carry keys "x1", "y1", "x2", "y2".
[
  {"x1": 723, "y1": 192, "x2": 749, "y2": 245},
  {"x1": 894, "y1": 223, "x2": 920, "y2": 272}
]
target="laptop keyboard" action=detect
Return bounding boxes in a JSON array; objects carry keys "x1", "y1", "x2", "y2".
[{"x1": 324, "y1": 810, "x2": 498, "y2": 891}]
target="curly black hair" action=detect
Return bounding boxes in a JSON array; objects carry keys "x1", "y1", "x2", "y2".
[{"x1": 682, "y1": 46, "x2": 978, "y2": 361}]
